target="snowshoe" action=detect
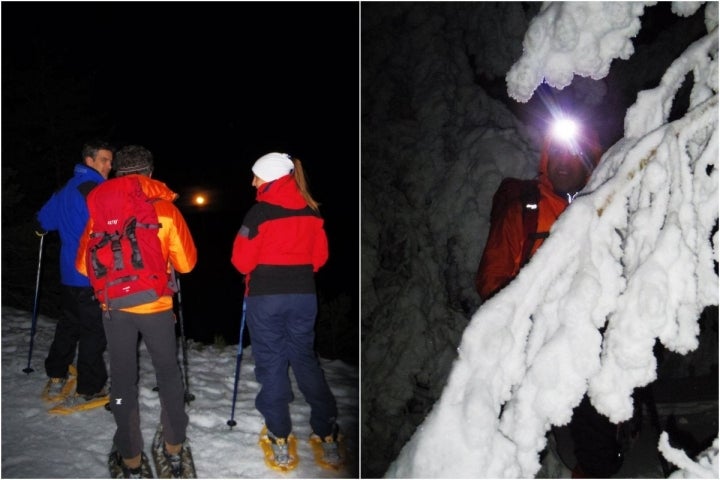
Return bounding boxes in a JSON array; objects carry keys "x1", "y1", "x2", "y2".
[
  {"x1": 48, "y1": 387, "x2": 109, "y2": 415},
  {"x1": 41, "y1": 364, "x2": 77, "y2": 403},
  {"x1": 151, "y1": 424, "x2": 197, "y2": 478},
  {"x1": 108, "y1": 446, "x2": 154, "y2": 478},
  {"x1": 259, "y1": 426, "x2": 299, "y2": 472},
  {"x1": 309, "y1": 425, "x2": 345, "y2": 470}
]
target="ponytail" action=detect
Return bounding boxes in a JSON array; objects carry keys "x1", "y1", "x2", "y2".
[{"x1": 291, "y1": 158, "x2": 320, "y2": 212}]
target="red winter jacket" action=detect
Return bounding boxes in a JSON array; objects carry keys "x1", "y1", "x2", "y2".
[{"x1": 231, "y1": 174, "x2": 328, "y2": 296}]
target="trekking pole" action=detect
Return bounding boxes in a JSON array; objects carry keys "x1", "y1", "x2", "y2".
[
  {"x1": 227, "y1": 298, "x2": 247, "y2": 429},
  {"x1": 24, "y1": 233, "x2": 45, "y2": 374},
  {"x1": 171, "y1": 267, "x2": 195, "y2": 403}
]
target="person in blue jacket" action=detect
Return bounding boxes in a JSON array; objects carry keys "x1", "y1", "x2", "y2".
[{"x1": 35, "y1": 140, "x2": 114, "y2": 407}]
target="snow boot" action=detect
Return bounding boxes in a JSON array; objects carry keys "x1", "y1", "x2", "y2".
[
  {"x1": 41, "y1": 364, "x2": 77, "y2": 403},
  {"x1": 108, "y1": 447, "x2": 154, "y2": 479},
  {"x1": 259, "y1": 426, "x2": 299, "y2": 472},
  {"x1": 151, "y1": 424, "x2": 197, "y2": 478},
  {"x1": 309, "y1": 424, "x2": 345, "y2": 470}
]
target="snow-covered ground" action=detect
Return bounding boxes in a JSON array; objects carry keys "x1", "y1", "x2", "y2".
[{"x1": 1, "y1": 306, "x2": 358, "y2": 478}]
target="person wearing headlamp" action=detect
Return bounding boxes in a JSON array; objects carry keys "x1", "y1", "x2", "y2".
[
  {"x1": 475, "y1": 119, "x2": 628, "y2": 478},
  {"x1": 475, "y1": 116, "x2": 602, "y2": 302},
  {"x1": 544, "y1": 118, "x2": 599, "y2": 197}
]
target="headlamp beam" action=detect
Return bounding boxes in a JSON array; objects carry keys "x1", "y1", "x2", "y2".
[{"x1": 550, "y1": 117, "x2": 579, "y2": 144}]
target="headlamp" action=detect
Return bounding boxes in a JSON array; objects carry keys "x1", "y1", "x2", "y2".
[
  {"x1": 550, "y1": 117, "x2": 579, "y2": 145},
  {"x1": 548, "y1": 116, "x2": 583, "y2": 156}
]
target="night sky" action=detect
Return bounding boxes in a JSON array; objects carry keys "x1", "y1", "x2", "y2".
[{"x1": 2, "y1": 2, "x2": 359, "y2": 359}]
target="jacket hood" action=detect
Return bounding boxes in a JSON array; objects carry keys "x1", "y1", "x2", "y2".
[
  {"x1": 134, "y1": 175, "x2": 179, "y2": 202},
  {"x1": 538, "y1": 125, "x2": 602, "y2": 192},
  {"x1": 256, "y1": 174, "x2": 306, "y2": 209}
]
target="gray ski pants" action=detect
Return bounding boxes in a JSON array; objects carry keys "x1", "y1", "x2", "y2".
[{"x1": 103, "y1": 309, "x2": 188, "y2": 460}]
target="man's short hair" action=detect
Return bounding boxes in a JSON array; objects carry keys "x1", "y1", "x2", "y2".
[{"x1": 81, "y1": 140, "x2": 115, "y2": 162}]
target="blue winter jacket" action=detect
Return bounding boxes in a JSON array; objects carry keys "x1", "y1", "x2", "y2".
[{"x1": 37, "y1": 164, "x2": 105, "y2": 287}]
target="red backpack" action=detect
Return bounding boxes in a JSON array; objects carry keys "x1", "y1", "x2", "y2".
[{"x1": 85, "y1": 175, "x2": 170, "y2": 309}]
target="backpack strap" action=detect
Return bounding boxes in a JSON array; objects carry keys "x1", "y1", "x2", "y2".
[
  {"x1": 519, "y1": 181, "x2": 548, "y2": 266},
  {"x1": 89, "y1": 232, "x2": 111, "y2": 279},
  {"x1": 88, "y1": 216, "x2": 162, "y2": 277},
  {"x1": 76, "y1": 180, "x2": 100, "y2": 199},
  {"x1": 124, "y1": 213, "x2": 162, "y2": 270},
  {"x1": 124, "y1": 217, "x2": 144, "y2": 269},
  {"x1": 110, "y1": 231, "x2": 124, "y2": 271}
]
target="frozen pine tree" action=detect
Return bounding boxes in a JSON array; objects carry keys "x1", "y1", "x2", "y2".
[{"x1": 384, "y1": 2, "x2": 718, "y2": 477}]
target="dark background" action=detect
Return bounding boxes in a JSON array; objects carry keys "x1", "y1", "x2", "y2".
[{"x1": 2, "y1": 2, "x2": 359, "y2": 364}]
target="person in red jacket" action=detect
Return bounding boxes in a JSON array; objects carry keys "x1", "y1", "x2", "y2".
[
  {"x1": 476, "y1": 117, "x2": 602, "y2": 301},
  {"x1": 231, "y1": 152, "x2": 341, "y2": 470}
]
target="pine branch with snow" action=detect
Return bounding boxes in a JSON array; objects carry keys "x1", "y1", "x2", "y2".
[{"x1": 387, "y1": 3, "x2": 718, "y2": 478}]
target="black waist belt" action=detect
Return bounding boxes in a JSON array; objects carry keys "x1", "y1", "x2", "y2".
[{"x1": 248, "y1": 264, "x2": 316, "y2": 296}]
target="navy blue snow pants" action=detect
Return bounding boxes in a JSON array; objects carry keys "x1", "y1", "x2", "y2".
[
  {"x1": 104, "y1": 309, "x2": 188, "y2": 460},
  {"x1": 246, "y1": 293, "x2": 338, "y2": 439}
]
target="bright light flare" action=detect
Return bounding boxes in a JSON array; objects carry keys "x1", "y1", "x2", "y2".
[
  {"x1": 194, "y1": 194, "x2": 207, "y2": 206},
  {"x1": 550, "y1": 117, "x2": 579, "y2": 144}
]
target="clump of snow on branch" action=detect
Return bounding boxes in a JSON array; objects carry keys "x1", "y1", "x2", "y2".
[
  {"x1": 507, "y1": 2, "x2": 673, "y2": 103},
  {"x1": 387, "y1": 3, "x2": 718, "y2": 478},
  {"x1": 660, "y1": 434, "x2": 719, "y2": 478}
]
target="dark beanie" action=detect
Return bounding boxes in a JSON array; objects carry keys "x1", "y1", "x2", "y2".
[{"x1": 114, "y1": 145, "x2": 154, "y2": 176}]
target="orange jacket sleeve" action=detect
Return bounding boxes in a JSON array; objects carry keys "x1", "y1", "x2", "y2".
[
  {"x1": 475, "y1": 200, "x2": 525, "y2": 302},
  {"x1": 75, "y1": 219, "x2": 93, "y2": 276},
  {"x1": 156, "y1": 200, "x2": 197, "y2": 274}
]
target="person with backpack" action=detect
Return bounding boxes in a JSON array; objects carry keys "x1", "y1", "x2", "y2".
[
  {"x1": 475, "y1": 118, "x2": 624, "y2": 478},
  {"x1": 230, "y1": 152, "x2": 343, "y2": 471},
  {"x1": 35, "y1": 140, "x2": 114, "y2": 410},
  {"x1": 475, "y1": 117, "x2": 602, "y2": 301},
  {"x1": 76, "y1": 145, "x2": 198, "y2": 479}
]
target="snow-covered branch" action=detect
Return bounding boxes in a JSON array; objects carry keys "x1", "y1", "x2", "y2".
[{"x1": 387, "y1": 3, "x2": 718, "y2": 477}]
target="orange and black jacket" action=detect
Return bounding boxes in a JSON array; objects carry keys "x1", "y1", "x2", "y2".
[
  {"x1": 231, "y1": 174, "x2": 328, "y2": 297},
  {"x1": 76, "y1": 175, "x2": 197, "y2": 314},
  {"x1": 475, "y1": 132, "x2": 602, "y2": 302}
]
